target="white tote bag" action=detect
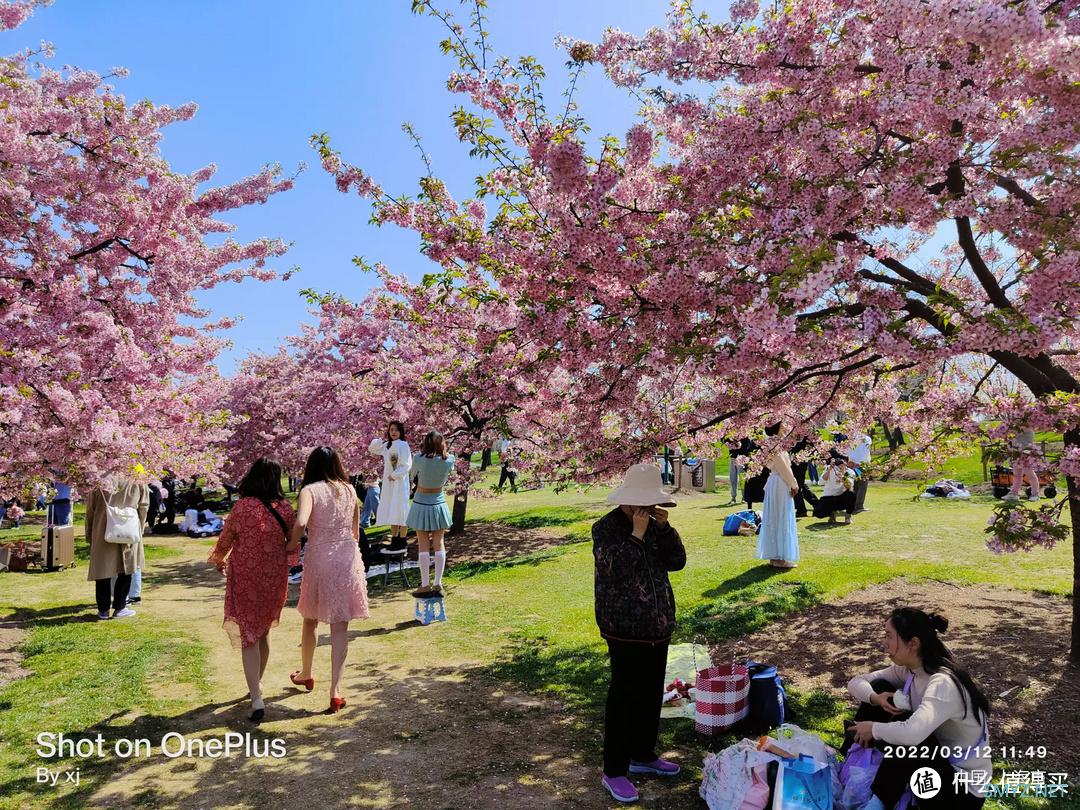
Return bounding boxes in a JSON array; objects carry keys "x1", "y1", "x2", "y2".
[{"x1": 103, "y1": 489, "x2": 142, "y2": 545}]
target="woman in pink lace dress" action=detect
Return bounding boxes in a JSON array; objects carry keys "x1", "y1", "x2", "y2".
[
  {"x1": 290, "y1": 446, "x2": 369, "y2": 713},
  {"x1": 208, "y1": 457, "x2": 296, "y2": 723}
]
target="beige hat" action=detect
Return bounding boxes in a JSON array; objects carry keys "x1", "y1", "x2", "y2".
[{"x1": 606, "y1": 463, "x2": 677, "y2": 508}]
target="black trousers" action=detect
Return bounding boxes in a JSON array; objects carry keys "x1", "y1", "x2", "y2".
[
  {"x1": 811, "y1": 491, "x2": 855, "y2": 518},
  {"x1": 96, "y1": 575, "x2": 131, "y2": 613},
  {"x1": 852, "y1": 477, "x2": 869, "y2": 512},
  {"x1": 846, "y1": 679, "x2": 985, "y2": 809},
  {"x1": 498, "y1": 466, "x2": 517, "y2": 490},
  {"x1": 603, "y1": 639, "x2": 668, "y2": 777},
  {"x1": 792, "y1": 461, "x2": 809, "y2": 516}
]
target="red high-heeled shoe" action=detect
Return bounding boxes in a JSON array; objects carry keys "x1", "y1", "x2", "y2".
[
  {"x1": 290, "y1": 671, "x2": 315, "y2": 692},
  {"x1": 329, "y1": 696, "x2": 347, "y2": 713}
]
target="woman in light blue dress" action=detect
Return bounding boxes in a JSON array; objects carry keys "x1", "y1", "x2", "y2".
[{"x1": 755, "y1": 426, "x2": 800, "y2": 569}]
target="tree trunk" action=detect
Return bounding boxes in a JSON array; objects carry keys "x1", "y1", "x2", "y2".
[
  {"x1": 450, "y1": 491, "x2": 468, "y2": 536},
  {"x1": 1066, "y1": 429, "x2": 1080, "y2": 665}
]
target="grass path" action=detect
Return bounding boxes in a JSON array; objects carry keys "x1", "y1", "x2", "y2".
[{"x1": 0, "y1": 481, "x2": 1075, "y2": 809}]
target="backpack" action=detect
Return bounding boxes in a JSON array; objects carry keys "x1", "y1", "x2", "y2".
[
  {"x1": 744, "y1": 661, "x2": 787, "y2": 733},
  {"x1": 723, "y1": 510, "x2": 760, "y2": 536}
]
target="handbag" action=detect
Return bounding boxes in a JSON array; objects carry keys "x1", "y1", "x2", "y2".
[
  {"x1": 695, "y1": 646, "x2": 750, "y2": 734},
  {"x1": 103, "y1": 489, "x2": 142, "y2": 545}
]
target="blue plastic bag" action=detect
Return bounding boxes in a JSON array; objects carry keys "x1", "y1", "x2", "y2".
[
  {"x1": 773, "y1": 753, "x2": 833, "y2": 810},
  {"x1": 723, "y1": 510, "x2": 760, "y2": 535}
]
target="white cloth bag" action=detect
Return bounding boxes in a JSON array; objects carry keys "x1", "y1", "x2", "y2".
[{"x1": 103, "y1": 489, "x2": 142, "y2": 545}]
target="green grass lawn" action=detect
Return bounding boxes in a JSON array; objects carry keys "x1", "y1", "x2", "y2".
[{"x1": 1, "y1": 476, "x2": 1074, "y2": 809}]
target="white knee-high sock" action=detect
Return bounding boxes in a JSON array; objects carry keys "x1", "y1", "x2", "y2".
[
  {"x1": 418, "y1": 552, "x2": 430, "y2": 586},
  {"x1": 434, "y1": 550, "x2": 447, "y2": 585}
]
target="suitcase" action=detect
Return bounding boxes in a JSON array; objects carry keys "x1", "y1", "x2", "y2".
[{"x1": 40, "y1": 505, "x2": 76, "y2": 570}]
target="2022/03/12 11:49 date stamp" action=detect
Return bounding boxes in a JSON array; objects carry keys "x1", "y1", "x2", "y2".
[{"x1": 881, "y1": 744, "x2": 1049, "y2": 760}]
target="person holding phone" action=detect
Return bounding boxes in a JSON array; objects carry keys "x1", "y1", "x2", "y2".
[
  {"x1": 208, "y1": 457, "x2": 296, "y2": 723},
  {"x1": 593, "y1": 463, "x2": 686, "y2": 804}
]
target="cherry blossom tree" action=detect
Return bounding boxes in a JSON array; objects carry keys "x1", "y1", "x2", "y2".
[
  {"x1": 0, "y1": 1, "x2": 293, "y2": 486},
  {"x1": 313, "y1": 0, "x2": 1080, "y2": 658}
]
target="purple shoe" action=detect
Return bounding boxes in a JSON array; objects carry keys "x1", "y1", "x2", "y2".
[
  {"x1": 629, "y1": 757, "x2": 681, "y2": 776},
  {"x1": 601, "y1": 774, "x2": 639, "y2": 803}
]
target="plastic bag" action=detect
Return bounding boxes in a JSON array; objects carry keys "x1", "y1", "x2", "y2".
[
  {"x1": 701, "y1": 739, "x2": 779, "y2": 810},
  {"x1": 837, "y1": 744, "x2": 882, "y2": 810},
  {"x1": 772, "y1": 753, "x2": 833, "y2": 810},
  {"x1": 774, "y1": 724, "x2": 835, "y2": 764}
]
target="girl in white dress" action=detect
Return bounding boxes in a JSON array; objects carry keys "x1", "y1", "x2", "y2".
[{"x1": 368, "y1": 421, "x2": 412, "y2": 545}]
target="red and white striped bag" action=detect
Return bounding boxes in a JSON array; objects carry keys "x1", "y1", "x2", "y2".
[{"x1": 694, "y1": 653, "x2": 750, "y2": 735}]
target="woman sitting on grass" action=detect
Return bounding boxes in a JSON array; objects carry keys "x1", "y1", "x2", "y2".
[{"x1": 847, "y1": 607, "x2": 991, "y2": 809}]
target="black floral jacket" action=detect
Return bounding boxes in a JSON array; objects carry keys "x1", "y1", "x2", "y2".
[{"x1": 593, "y1": 507, "x2": 687, "y2": 644}]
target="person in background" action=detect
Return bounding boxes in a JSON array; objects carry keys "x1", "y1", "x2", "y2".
[
  {"x1": 33, "y1": 482, "x2": 47, "y2": 511},
  {"x1": 727, "y1": 439, "x2": 751, "y2": 505},
  {"x1": 85, "y1": 476, "x2": 148, "y2": 620},
  {"x1": 1003, "y1": 429, "x2": 1040, "y2": 503},
  {"x1": 660, "y1": 446, "x2": 675, "y2": 487},
  {"x1": 160, "y1": 472, "x2": 177, "y2": 527},
  {"x1": 498, "y1": 441, "x2": 519, "y2": 493},
  {"x1": 808, "y1": 460, "x2": 820, "y2": 485},
  {"x1": 593, "y1": 463, "x2": 686, "y2": 804},
  {"x1": 790, "y1": 437, "x2": 811, "y2": 518},
  {"x1": 368, "y1": 421, "x2": 412, "y2": 550},
  {"x1": 147, "y1": 480, "x2": 162, "y2": 532},
  {"x1": 802, "y1": 452, "x2": 855, "y2": 520},
  {"x1": 407, "y1": 430, "x2": 456, "y2": 597},
  {"x1": 50, "y1": 478, "x2": 73, "y2": 526},
  {"x1": 208, "y1": 457, "x2": 296, "y2": 723},
  {"x1": 844, "y1": 432, "x2": 873, "y2": 513},
  {"x1": 755, "y1": 423, "x2": 800, "y2": 569},
  {"x1": 290, "y1": 446, "x2": 369, "y2": 714},
  {"x1": 360, "y1": 475, "x2": 381, "y2": 528},
  {"x1": 847, "y1": 608, "x2": 990, "y2": 809}
]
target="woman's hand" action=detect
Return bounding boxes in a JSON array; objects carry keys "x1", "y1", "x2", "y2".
[
  {"x1": 871, "y1": 691, "x2": 905, "y2": 716},
  {"x1": 214, "y1": 561, "x2": 226, "y2": 575},
  {"x1": 852, "y1": 720, "x2": 876, "y2": 747},
  {"x1": 650, "y1": 507, "x2": 669, "y2": 527},
  {"x1": 790, "y1": 486, "x2": 799, "y2": 497},
  {"x1": 630, "y1": 507, "x2": 651, "y2": 539}
]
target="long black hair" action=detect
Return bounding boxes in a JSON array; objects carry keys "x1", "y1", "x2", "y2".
[
  {"x1": 238, "y1": 457, "x2": 285, "y2": 501},
  {"x1": 889, "y1": 607, "x2": 990, "y2": 723},
  {"x1": 300, "y1": 446, "x2": 350, "y2": 490},
  {"x1": 385, "y1": 420, "x2": 406, "y2": 449}
]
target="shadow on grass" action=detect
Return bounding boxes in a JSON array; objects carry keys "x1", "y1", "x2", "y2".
[
  {"x1": 447, "y1": 546, "x2": 572, "y2": 580},
  {"x1": 804, "y1": 520, "x2": 854, "y2": 532},
  {"x1": 473, "y1": 505, "x2": 596, "y2": 531},
  {"x1": 679, "y1": 577, "x2": 824, "y2": 643},
  {"x1": 6, "y1": 603, "x2": 97, "y2": 628}
]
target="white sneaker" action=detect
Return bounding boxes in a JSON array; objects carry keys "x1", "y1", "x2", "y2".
[
  {"x1": 288, "y1": 572, "x2": 303, "y2": 584},
  {"x1": 1028, "y1": 496, "x2": 1040, "y2": 502},
  {"x1": 1002, "y1": 493, "x2": 1020, "y2": 502},
  {"x1": 96, "y1": 610, "x2": 111, "y2": 620},
  {"x1": 113, "y1": 607, "x2": 136, "y2": 619}
]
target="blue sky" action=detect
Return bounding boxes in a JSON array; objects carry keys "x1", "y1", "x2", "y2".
[{"x1": 2, "y1": 0, "x2": 706, "y2": 373}]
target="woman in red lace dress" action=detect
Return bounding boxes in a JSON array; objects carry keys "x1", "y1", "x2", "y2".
[{"x1": 208, "y1": 458, "x2": 296, "y2": 723}]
